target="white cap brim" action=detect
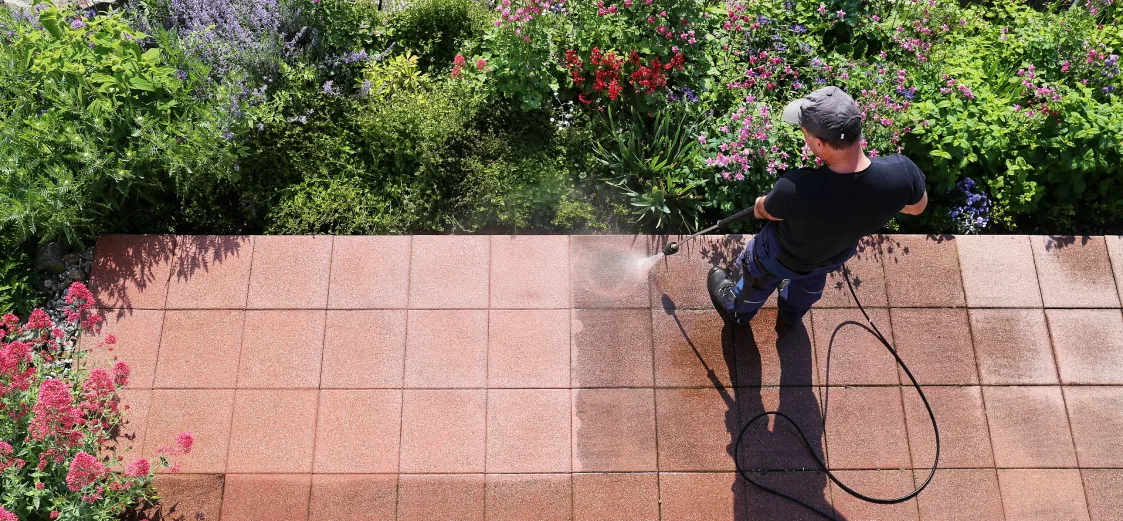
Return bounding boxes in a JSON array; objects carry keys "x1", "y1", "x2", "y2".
[{"x1": 781, "y1": 98, "x2": 809, "y2": 125}]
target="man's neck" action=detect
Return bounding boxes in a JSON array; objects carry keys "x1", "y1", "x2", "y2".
[{"x1": 823, "y1": 149, "x2": 871, "y2": 174}]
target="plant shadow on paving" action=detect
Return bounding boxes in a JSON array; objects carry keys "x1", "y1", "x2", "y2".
[
  {"x1": 92, "y1": 235, "x2": 247, "y2": 318},
  {"x1": 660, "y1": 295, "x2": 844, "y2": 520}
]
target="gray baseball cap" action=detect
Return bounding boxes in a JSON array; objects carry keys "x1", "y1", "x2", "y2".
[{"x1": 781, "y1": 86, "x2": 862, "y2": 141}]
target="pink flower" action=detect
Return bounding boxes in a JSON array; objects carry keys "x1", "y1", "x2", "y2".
[
  {"x1": 113, "y1": 361, "x2": 130, "y2": 387},
  {"x1": 453, "y1": 55, "x2": 467, "y2": 67},
  {"x1": 30, "y1": 379, "x2": 81, "y2": 442},
  {"x1": 176, "y1": 432, "x2": 195, "y2": 454},
  {"x1": 0, "y1": 507, "x2": 18, "y2": 521},
  {"x1": 27, "y1": 308, "x2": 53, "y2": 330},
  {"x1": 125, "y1": 458, "x2": 151, "y2": 477},
  {"x1": 50, "y1": 512, "x2": 60, "y2": 520},
  {"x1": 66, "y1": 452, "x2": 106, "y2": 491},
  {"x1": 476, "y1": 58, "x2": 486, "y2": 71},
  {"x1": 697, "y1": 134, "x2": 707, "y2": 144}
]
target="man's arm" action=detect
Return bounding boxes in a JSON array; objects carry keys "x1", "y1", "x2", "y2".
[
  {"x1": 754, "y1": 195, "x2": 783, "y2": 221},
  {"x1": 900, "y1": 191, "x2": 928, "y2": 215}
]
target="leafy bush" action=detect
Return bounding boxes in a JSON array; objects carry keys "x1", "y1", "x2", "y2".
[
  {"x1": 0, "y1": 283, "x2": 190, "y2": 521},
  {"x1": 0, "y1": 6, "x2": 239, "y2": 246},
  {"x1": 593, "y1": 102, "x2": 707, "y2": 231},
  {"x1": 387, "y1": 0, "x2": 491, "y2": 72}
]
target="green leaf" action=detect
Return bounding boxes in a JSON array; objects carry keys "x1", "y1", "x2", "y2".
[
  {"x1": 141, "y1": 48, "x2": 162, "y2": 65},
  {"x1": 128, "y1": 76, "x2": 156, "y2": 91}
]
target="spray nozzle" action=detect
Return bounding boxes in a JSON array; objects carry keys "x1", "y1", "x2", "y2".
[{"x1": 663, "y1": 242, "x2": 680, "y2": 256}]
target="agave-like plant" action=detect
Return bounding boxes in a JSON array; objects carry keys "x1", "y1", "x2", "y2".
[{"x1": 592, "y1": 102, "x2": 707, "y2": 232}]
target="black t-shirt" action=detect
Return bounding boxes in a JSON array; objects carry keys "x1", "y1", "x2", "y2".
[{"x1": 763, "y1": 154, "x2": 926, "y2": 273}]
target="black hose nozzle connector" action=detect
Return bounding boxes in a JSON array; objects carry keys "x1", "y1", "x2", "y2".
[{"x1": 663, "y1": 242, "x2": 680, "y2": 256}]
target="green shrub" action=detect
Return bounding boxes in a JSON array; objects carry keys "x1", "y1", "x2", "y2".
[
  {"x1": 387, "y1": 0, "x2": 492, "y2": 73},
  {"x1": 0, "y1": 6, "x2": 240, "y2": 246}
]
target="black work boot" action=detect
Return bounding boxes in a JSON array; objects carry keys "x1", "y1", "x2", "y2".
[{"x1": 708, "y1": 267, "x2": 738, "y2": 325}]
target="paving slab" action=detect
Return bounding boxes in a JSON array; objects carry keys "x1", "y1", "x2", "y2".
[
  {"x1": 399, "y1": 389, "x2": 486, "y2": 473},
  {"x1": 309, "y1": 474, "x2": 398, "y2": 521},
  {"x1": 490, "y1": 235, "x2": 570, "y2": 309},
  {"x1": 829, "y1": 470, "x2": 920, "y2": 521},
  {"x1": 572, "y1": 473, "x2": 659, "y2": 521},
  {"x1": 146, "y1": 474, "x2": 225, "y2": 521},
  {"x1": 1046, "y1": 308, "x2": 1123, "y2": 385},
  {"x1": 143, "y1": 389, "x2": 234, "y2": 474},
  {"x1": 155, "y1": 309, "x2": 243, "y2": 389},
  {"x1": 882, "y1": 235, "x2": 966, "y2": 307},
  {"x1": 823, "y1": 386, "x2": 911, "y2": 470},
  {"x1": 396, "y1": 474, "x2": 485, "y2": 521},
  {"x1": 1032, "y1": 235, "x2": 1120, "y2": 308},
  {"x1": 484, "y1": 474, "x2": 572, "y2": 521},
  {"x1": 570, "y1": 235, "x2": 650, "y2": 308},
  {"x1": 658, "y1": 472, "x2": 750, "y2": 521},
  {"x1": 1064, "y1": 386, "x2": 1123, "y2": 468},
  {"x1": 321, "y1": 309, "x2": 406, "y2": 388},
  {"x1": 83, "y1": 308, "x2": 163, "y2": 389},
  {"x1": 902, "y1": 385, "x2": 993, "y2": 470},
  {"x1": 90, "y1": 234, "x2": 176, "y2": 309},
  {"x1": 408, "y1": 235, "x2": 489, "y2": 309},
  {"x1": 570, "y1": 308, "x2": 654, "y2": 387},
  {"x1": 998, "y1": 468, "x2": 1091, "y2": 521},
  {"x1": 984, "y1": 386, "x2": 1078, "y2": 468},
  {"x1": 221, "y1": 474, "x2": 312, "y2": 521},
  {"x1": 313, "y1": 390, "x2": 402, "y2": 473},
  {"x1": 957, "y1": 234, "x2": 1042, "y2": 307},
  {"x1": 819, "y1": 235, "x2": 890, "y2": 308},
  {"x1": 166, "y1": 235, "x2": 253, "y2": 309},
  {"x1": 970, "y1": 308, "x2": 1057, "y2": 385},
  {"x1": 247, "y1": 235, "x2": 332, "y2": 309},
  {"x1": 913, "y1": 468, "x2": 1004, "y2": 521},
  {"x1": 1083, "y1": 469, "x2": 1123, "y2": 521},
  {"x1": 329, "y1": 235, "x2": 410, "y2": 309},
  {"x1": 227, "y1": 390, "x2": 318, "y2": 474},
  {"x1": 571, "y1": 388, "x2": 657, "y2": 472}
]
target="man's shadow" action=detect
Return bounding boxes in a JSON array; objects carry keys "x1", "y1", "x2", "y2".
[{"x1": 661, "y1": 295, "x2": 844, "y2": 520}]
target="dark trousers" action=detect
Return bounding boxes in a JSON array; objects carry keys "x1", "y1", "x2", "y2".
[{"x1": 731, "y1": 224, "x2": 856, "y2": 323}]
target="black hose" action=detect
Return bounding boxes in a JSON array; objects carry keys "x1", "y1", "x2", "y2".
[{"x1": 734, "y1": 265, "x2": 940, "y2": 519}]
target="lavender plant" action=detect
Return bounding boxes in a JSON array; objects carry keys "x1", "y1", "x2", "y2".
[{"x1": 143, "y1": 0, "x2": 300, "y2": 82}]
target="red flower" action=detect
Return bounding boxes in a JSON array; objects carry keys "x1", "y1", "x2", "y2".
[
  {"x1": 26, "y1": 308, "x2": 53, "y2": 330},
  {"x1": 453, "y1": 54, "x2": 467, "y2": 67},
  {"x1": 125, "y1": 457, "x2": 150, "y2": 477},
  {"x1": 176, "y1": 432, "x2": 194, "y2": 454},
  {"x1": 66, "y1": 452, "x2": 106, "y2": 491},
  {"x1": 113, "y1": 361, "x2": 130, "y2": 387}
]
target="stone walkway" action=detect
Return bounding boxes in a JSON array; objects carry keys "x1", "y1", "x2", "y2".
[{"x1": 85, "y1": 234, "x2": 1123, "y2": 521}]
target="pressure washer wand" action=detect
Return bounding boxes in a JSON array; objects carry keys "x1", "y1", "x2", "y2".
[{"x1": 663, "y1": 205, "x2": 758, "y2": 256}]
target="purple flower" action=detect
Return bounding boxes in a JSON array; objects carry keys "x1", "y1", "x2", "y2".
[
  {"x1": 791, "y1": 24, "x2": 807, "y2": 34},
  {"x1": 176, "y1": 69, "x2": 188, "y2": 80},
  {"x1": 322, "y1": 80, "x2": 334, "y2": 95},
  {"x1": 70, "y1": 18, "x2": 86, "y2": 30},
  {"x1": 360, "y1": 79, "x2": 372, "y2": 97}
]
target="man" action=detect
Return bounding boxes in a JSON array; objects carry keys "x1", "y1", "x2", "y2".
[{"x1": 708, "y1": 86, "x2": 928, "y2": 327}]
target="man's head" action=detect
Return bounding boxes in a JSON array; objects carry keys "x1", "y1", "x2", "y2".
[{"x1": 782, "y1": 86, "x2": 863, "y2": 157}]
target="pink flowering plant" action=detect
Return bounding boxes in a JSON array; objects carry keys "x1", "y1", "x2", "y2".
[{"x1": 0, "y1": 283, "x2": 191, "y2": 521}]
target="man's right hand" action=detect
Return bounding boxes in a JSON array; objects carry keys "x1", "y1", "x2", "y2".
[{"x1": 754, "y1": 196, "x2": 782, "y2": 221}]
